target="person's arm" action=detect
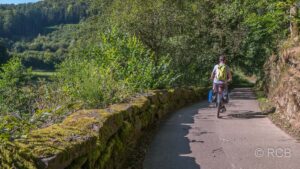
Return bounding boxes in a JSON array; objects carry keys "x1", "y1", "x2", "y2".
[
  {"x1": 210, "y1": 72, "x2": 214, "y2": 80},
  {"x1": 210, "y1": 65, "x2": 216, "y2": 80}
]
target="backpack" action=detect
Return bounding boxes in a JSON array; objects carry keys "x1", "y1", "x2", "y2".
[{"x1": 216, "y1": 64, "x2": 227, "y2": 81}]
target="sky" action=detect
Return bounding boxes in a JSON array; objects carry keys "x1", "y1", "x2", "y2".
[{"x1": 0, "y1": 0, "x2": 40, "y2": 4}]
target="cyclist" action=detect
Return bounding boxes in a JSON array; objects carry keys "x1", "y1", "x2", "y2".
[{"x1": 210, "y1": 55, "x2": 232, "y2": 102}]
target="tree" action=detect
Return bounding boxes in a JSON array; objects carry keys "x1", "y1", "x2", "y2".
[
  {"x1": 0, "y1": 0, "x2": 89, "y2": 38},
  {"x1": 0, "y1": 42, "x2": 9, "y2": 65}
]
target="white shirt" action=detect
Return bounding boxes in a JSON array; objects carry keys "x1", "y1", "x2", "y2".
[{"x1": 212, "y1": 63, "x2": 230, "y2": 84}]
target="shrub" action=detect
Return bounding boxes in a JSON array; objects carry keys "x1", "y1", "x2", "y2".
[
  {"x1": 0, "y1": 57, "x2": 33, "y2": 114},
  {"x1": 0, "y1": 57, "x2": 34, "y2": 140},
  {"x1": 57, "y1": 28, "x2": 176, "y2": 108}
]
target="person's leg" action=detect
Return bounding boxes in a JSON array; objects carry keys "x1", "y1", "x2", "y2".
[
  {"x1": 224, "y1": 83, "x2": 229, "y2": 103},
  {"x1": 212, "y1": 83, "x2": 217, "y2": 102},
  {"x1": 213, "y1": 83, "x2": 217, "y2": 93},
  {"x1": 217, "y1": 84, "x2": 222, "y2": 104}
]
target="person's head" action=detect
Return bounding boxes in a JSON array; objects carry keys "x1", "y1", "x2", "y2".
[{"x1": 219, "y1": 55, "x2": 226, "y2": 63}]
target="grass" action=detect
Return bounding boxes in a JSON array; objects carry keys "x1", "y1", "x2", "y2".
[
  {"x1": 31, "y1": 70, "x2": 56, "y2": 77},
  {"x1": 31, "y1": 70, "x2": 56, "y2": 81},
  {"x1": 230, "y1": 70, "x2": 255, "y2": 88},
  {"x1": 253, "y1": 89, "x2": 274, "y2": 113}
]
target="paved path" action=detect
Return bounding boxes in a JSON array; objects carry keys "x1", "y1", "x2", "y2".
[{"x1": 143, "y1": 88, "x2": 300, "y2": 169}]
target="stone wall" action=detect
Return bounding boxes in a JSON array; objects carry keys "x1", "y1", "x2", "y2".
[
  {"x1": 264, "y1": 47, "x2": 300, "y2": 132},
  {"x1": 0, "y1": 87, "x2": 207, "y2": 169}
]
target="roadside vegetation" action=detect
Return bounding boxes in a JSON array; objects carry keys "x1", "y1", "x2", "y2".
[{"x1": 0, "y1": 0, "x2": 297, "y2": 140}]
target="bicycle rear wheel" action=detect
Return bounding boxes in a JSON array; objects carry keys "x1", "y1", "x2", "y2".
[{"x1": 217, "y1": 94, "x2": 222, "y2": 118}]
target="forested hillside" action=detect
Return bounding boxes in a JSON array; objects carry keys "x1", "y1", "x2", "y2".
[
  {"x1": 13, "y1": 24, "x2": 81, "y2": 69},
  {"x1": 0, "y1": 0, "x2": 90, "y2": 70},
  {"x1": 0, "y1": 0, "x2": 88, "y2": 39},
  {"x1": 0, "y1": 0, "x2": 298, "y2": 141}
]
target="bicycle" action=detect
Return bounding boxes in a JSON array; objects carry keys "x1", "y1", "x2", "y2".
[{"x1": 215, "y1": 83, "x2": 227, "y2": 118}]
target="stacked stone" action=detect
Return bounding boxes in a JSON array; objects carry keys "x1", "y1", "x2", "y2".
[{"x1": 0, "y1": 87, "x2": 207, "y2": 169}]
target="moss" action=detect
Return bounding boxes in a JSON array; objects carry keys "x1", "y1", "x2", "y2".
[
  {"x1": 254, "y1": 89, "x2": 276, "y2": 115},
  {"x1": 139, "y1": 111, "x2": 154, "y2": 128},
  {"x1": 133, "y1": 116, "x2": 142, "y2": 133},
  {"x1": 64, "y1": 109, "x2": 109, "y2": 126},
  {"x1": 147, "y1": 91, "x2": 160, "y2": 105},
  {"x1": 163, "y1": 103, "x2": 173, "y2": 115},
  {"x1": 108, "y1": 103, "x2": 134, "y2": 121},
  {"x1": 16, "y1": 124, "x2": 87, "y2": 158},
  {"x1": 195, "y1": 87, "x2": 206, "y2": 98},
  {"x1": 97, "y1": 112, "x2": 124, "y2": 144},
  {"x1": 131, "y1": 96, "x2": 150, "y2": 113},
  {"x1": 2, "y1": 87, "x2": 208, "y2": 169},
  {"x1": 98, "y1": 136, "x2": 117, "y2": 169},
  {"x1": 157, "y1": 90, "x2": 170, "y2": 104},
  {"x1": 149, "y1": 105, "x2": 158, "y2": 115},
  {"x1": 85, "y1": 141, "x2": 102, "y2": 168},
  {"x1": 98, "y1": 148, "x2": 112, "y2": 169},
  {"x1": 182, "y1": 88, "x2": 194, "y2": 100},
  {"x1": 66, "y1": 156, "x2": 87, "y2": 169},
  {"x1": 12, "y1": 109, "x2": 112, "y2": 168},
  {"x1": 119, "y1": 121, "x2": 134, "y2": 140},
  {"x1": 113, "y1": 136, "x2": 126, "y2": 157},
  {"x1": 166, "y1": 89, "x2": 176, "y2": 101},
  {"x1": 255, "y1": 90, "x2": 266, "y2": 99},
  {"x1": 0, "y1": 142, "x2": 37, "y2": 169},
  {"x1": 100, "y1": 122, "x2": 135, "y2": 169}
]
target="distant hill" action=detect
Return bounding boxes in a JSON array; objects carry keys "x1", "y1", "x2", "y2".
[
  {"x1": 0, "y1": 0, "x2": 91, "y2": 69},
  {"x1": 0, "y1": 0, "x2": 89, "y2": 39},
  {"x1": 13, "y1": 24, "x2": 81, "y2": 70}
]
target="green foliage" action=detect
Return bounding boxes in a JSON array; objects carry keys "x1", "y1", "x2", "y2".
[
  {"x1": 238, "y1": 0, "x2": 288, "y2": 75},
  {"x1": 57, "y1": 28, "x2": 175, "y2": 107},
  {"x1": 0, "y1": 42, "x2": 9, "y2": 65},
  {"x1": 92, "y1": 0, "x2": 219, "y2": 85},
  {"x1": 0, "y1": 0, "x2": 297, "y2": 141},
  {"x1": 231, "y1": 71, "x2": 255, "y2": 88},
  {"x1": 29, "y1": 80, "x2": 79, "y2": 128},
  {"x1": 12, "y1": 24, "x2": 80, "y2": 70},
  {"x1": 87, "y1": 0, "x2": 291, "y2": 84},
  {"x1": 0, "y1": 58, "x2": 34, "y2": 140},
  {"x1": 0, "y1": 115, "x2": 32, "y2": 141},
  {"x1": 0, "y1": 57, "x2": 32, "y2": 113}
]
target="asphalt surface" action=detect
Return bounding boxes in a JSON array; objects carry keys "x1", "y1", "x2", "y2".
[{"x1": 143, "y1": 88, "x2": 300, "y2": 169}]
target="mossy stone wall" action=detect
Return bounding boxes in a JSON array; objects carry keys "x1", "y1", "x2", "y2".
[{"x1": 0, "y1": 87, "x2": 207, "y2": 169}]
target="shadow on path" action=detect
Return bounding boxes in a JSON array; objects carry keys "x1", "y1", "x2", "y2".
[
  {"x1": 144, "y1": 88, "x2": 300, "y2": 169},
  {"x1": 226, "y1": 110, "x2": 267, "y2": 119},
  {"x1": 143, "y1": 103, "x2": 204, "y2": 169}
]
